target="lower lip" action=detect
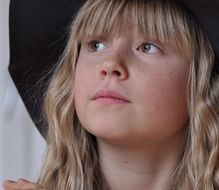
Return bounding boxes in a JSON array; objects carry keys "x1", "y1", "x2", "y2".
[{"x1": 94, "y1": 97, "x2": 129, "y2": 104}]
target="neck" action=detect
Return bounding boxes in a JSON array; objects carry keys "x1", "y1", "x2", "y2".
[{"x1": 97, "y1": 135, "x2": 184, "y2": 190}]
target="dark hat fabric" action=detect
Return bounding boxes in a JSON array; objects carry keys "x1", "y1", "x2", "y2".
[
  {"x1": 9, "y1": 0, "x2": 86, "y2": 136},
  {"x1": 8, "y1": 0, "x2": 219, "y2": 137},
  {"x1": 180, "y1": 0, "x2": 219, "y2": 70}
]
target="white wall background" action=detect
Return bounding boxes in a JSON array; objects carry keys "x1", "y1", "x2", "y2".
[{"x1": 0, "y1": 1, "x2": 46, "y2": 189}]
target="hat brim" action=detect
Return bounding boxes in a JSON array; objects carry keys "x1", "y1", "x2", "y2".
[
  {"x1": 180, "y1": 0, "x2": 219, "y2": 70},
  {"x1": 9, "y1": 0, "x2": 86, "y2": 137}
]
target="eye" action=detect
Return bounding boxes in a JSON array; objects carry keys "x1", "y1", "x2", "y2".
[
  {"x1": 137, "y1": 42, "x2": 160, "y2": 54},
  {"x1": 88, "y1": 40, "x2": 107, "y2": 52}
]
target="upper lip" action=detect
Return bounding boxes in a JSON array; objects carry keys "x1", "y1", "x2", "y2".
[{"x1": 92, "y1": 89, "x2": 130, "y2": 102}]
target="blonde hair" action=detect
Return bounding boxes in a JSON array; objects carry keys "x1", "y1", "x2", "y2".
[{"x1": 38, "y1": 0, "x2": 219, "y2": 189}]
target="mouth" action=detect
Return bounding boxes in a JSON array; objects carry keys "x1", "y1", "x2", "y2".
[{"x1": 92, "y1": 89, "x2": 130, "y2": 104}]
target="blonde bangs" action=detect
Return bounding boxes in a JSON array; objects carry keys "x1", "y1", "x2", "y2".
[{"x1": 74, "y1": 0, "x2": 194, "y2": 60}]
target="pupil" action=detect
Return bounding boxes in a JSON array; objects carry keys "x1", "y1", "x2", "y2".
[
  {"x1": 95, "y1": 43, "x2": 99, "y2": 48},
  {"x1": 144, "y1": 44, "x2": 150, "y2": 50},
  {"x1": 90, "y1": 41, "x2": 100, "y2": 50}
]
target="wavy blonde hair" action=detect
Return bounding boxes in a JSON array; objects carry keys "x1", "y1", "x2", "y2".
[{"x1": 38, "y1": 0, "x2": 219, "y2": 189}]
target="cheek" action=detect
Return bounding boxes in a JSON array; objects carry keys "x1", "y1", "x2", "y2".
[
  {"x1": 74, "y1": 59, "x2": 94, "y2": 98},
  {"x1": 152, "y1": 77, "x2": 188, "y2": 119},
  {"x1": 135, "y1": 65, "x2": 189, "y2": 134},
  {"x1": 74, "y1": 61, "x2": 97, "y2": 127}
]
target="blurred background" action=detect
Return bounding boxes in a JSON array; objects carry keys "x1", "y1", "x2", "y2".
[{"x1": 0, "y1": 0, "x2": 46, "y2": 189}]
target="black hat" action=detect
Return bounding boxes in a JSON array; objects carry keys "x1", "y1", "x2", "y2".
[
  {"x1": 181, "y1": 0, "x2": 219, "y2": 70},
  {"x1": 9, "y1": 0, "x2": 86, "y2": 137},
  {"x1": 9, "y1": 0, "x2": 219, "y2": 137}
]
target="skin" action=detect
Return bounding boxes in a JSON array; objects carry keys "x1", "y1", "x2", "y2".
[
  {"x1": 74, "y1": 29, "x2": 189, "y2": 189},
  {"x1": 2, "y1": 179, "x2": 43, "y2": 190},
  {"x1": 75, "y1": 30, "x2": 189, "y2": 146}
]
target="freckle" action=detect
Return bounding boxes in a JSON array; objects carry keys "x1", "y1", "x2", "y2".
[
  {"x1": 125, "y1": 160, "x2": 128, "y2": 164},
  {"x1": 156, "y1": 104, "x2": 160, "y2": 112}
]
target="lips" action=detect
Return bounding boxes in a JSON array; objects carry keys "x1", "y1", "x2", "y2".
[{"x1": 92, "y1": 89, "x2": 130, "y2": 104}]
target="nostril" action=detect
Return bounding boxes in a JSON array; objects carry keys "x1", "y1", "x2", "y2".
[
  {"x1": 113, "y1": 70, "x2": 121, "y2": 76},
  {"x1": 100, "y1": 70, "x2": 121, "y2": 77},
  {"x1": 100, "y1": 70, "x2": 107, "y2": 77}
]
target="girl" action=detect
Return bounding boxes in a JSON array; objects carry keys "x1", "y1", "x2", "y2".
[{"x1": 3, "y1": 0, "x2": 219, "y2": 189}]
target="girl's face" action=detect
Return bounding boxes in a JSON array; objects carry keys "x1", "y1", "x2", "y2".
[{"x1": 74, "y1": 29, "x2": 189, "y2": 146}]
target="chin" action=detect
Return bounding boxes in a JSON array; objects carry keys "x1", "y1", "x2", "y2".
[{"x1": 82, "y1": 121, "x2": 131, "y2": 142}]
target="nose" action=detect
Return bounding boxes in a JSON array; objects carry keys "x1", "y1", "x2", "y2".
[{"x1": 100, "y1": 54, "x2": 129, "y2": 80}]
